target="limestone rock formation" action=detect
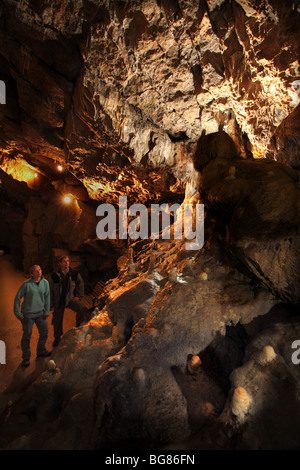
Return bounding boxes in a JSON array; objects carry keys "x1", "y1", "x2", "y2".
[
  {"x1": 0, "y1": 0, "x2": 299, "y2": 207},
  {"x1": 0, "y1": 0, "x2": 299, "y2": 452},
  {"x1": 0, "y1": 0, "x2": 299, "y2": 270},
  {"x1": 198, "y1": 149, "x2": 300, "y2": 303},
  {"x1": 89, "y1": 218, "x2": 284, "y2": 448}
]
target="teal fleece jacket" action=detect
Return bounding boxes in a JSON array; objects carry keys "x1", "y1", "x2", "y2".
[{"x1": 14, "y1": 276, "x2": 50, "y2": 319}]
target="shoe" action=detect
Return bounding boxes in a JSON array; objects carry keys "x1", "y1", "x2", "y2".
[
  {"x1": 22, "y1": 359, "x2": 30, "y2": 367},
  {"x1": 37, "y1": 350, "x2": 52, "y2": 358},
  {"x1": 52, "y1": 337, "x2": 60, "y2": 347}
]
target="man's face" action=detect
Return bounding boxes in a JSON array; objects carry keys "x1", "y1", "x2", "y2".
[
  {"x1": 60, "y1": 258, "x2": 70, "y2": 271},
  {"x1": 32, "y1": 265, "x2": 42, "y2": 280}
]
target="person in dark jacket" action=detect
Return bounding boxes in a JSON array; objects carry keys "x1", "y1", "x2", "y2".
[
  {"x1": 14, "y1": 264, "x2": 51, "y2": 367},
  {"x1": 50, "y1": 256, "x2": 89, "y2": 347}
]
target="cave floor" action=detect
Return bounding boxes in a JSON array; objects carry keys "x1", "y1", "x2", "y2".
[{"x1": 0, "y1": 255, "x2": 75, "y2": 406}]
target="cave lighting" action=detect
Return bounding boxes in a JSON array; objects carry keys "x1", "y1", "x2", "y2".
[
  {"x1": 57, "y1": 164, "x2": 63, "y2": 172},
  {"x1": 63, "y1": 195, "x2": 72, "y2": 204},
  {"x1": 62, "y1": 194, "x2": 81, "y2": 214},
  {"x1": 0, "y1": 157, "x2": 39, "y2": 184},
  {"x1": 83, "y1": 179, "x2": 105, "y2": 199}
]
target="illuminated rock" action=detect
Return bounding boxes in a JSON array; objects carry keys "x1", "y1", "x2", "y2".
[
  {"x1": 199, "y1": 272, "x2": 208, "y2": 281},
  {"x1": 47, "y1": 360, "x2": 56, "y2": 371},
  {"x1": 187, "y1": 355, "x2": 202, "y2": 375},
  {"x1": 231, "y1": 387, "x2": 251, "y2": 418},
  {"x1": 258, "y1": 345, "x2": 277, "y2": 365},
  {"x1": 169, "y1": 267, "x2": 178, "y2": 283}
]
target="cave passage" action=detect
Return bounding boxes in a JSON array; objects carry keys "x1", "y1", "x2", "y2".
[
  {"x1": 0, "y1": 254, "x2": 75, "y2": 395},
  {"x1": 0, "y1": 0, "x2": 299, "y2": 452}
]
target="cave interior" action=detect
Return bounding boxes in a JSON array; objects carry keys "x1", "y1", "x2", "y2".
[{"x1": 0, "y1": 0, "x2": 300, "y2": 451}]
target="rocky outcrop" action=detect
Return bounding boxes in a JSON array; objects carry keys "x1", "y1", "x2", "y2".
[
  {"x1": 1, "y1": 225, "x2": 298, "y2": 450},
  {"x1": 91, "y1": 238, "x2": 279, "y2": 448},
  {"x1": 1, "y1": 183, "x2": 300, "y2": 450},
  {"x1": 198, "y1": 150, "x2": 300, "y2": 303},
  {"x1": 185, "y1": 318, "x2": 300, "y2": 450},
  {"x1": 1, "y1": 0, "x2": 299, "y2": 207},
  {"x1": 0, "y1": 0, "x2": 300, "y2": 452},
  {"x1": 267, "y1": 104, "x2": 300, "y2": 169},
  {"x1": 0, "y1": 0, "x2": 299, "y2": 272}
]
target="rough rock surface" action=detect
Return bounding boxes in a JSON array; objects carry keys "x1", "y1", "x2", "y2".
[
  {"x1": 1, "y1": 154, "x2": 300, "y2": 449},
  {"x1": 0, "y1": 0, "x2": 300, "y2": 452},
  {"x1": 197, "y1": 148, "x2": 300, "y2": 303},
  {"x1": 0, "y1": 312, "x2": 114, "y2": 450},
  {"x1": 0, "y1": 0, "x2": 299, "y2": 208},
  {"x1": 0, "y1": 226, "x2": 299, "y2": 450},
  {"x1": 0, "y1": 0, "x2": 299, "y2": 271},
  {"x1": 1, "y1": 137, "x2": 300, "y2": 449},
  {"x1": 91, "y1": 238, "x2": 279, "y2": 448},
  {"x1": 184, "y1": 316, "x2": 300, "y2": 450}
]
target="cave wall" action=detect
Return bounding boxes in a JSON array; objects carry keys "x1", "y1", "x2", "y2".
[
  {"x1": 0, "y1": 0, "x2": 299, "y2": 272},
  {"x1": 0, "y1": 166, "x2": 123, "y2": 283},
  {"x1": 0, "y1": 1, "x2": 300, "y2": 451},
  {"x1": 0, "y1": 0, "x2": 299, "y2": 209}
]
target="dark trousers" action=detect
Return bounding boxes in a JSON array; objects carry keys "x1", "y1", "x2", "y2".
[
  {"x1": 21, "y1": 316, "x2": 48, "y2": 361},
  {"x1": 52, "y1": 299, "x2": 88, "y2": 338}
]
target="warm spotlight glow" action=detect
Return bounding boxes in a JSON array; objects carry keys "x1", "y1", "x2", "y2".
[
  {"x1": 83, "y1": 179, "x2": 106, "y2": 199},
  {"x1": 64, "y1": 195, "x2": 71, "y2": 203},
  {"x1": 0, "y1": 157, "x2": 39, "y2": 184},
  {"x1": 57, "y1": 165, "x2": 63, "y2": 172}
]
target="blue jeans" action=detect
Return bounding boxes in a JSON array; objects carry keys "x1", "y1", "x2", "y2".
[{"x1": 21, "y1": 315, "x2": 48, "y2": 360}]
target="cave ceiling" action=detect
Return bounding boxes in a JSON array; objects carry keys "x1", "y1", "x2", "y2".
[
  {"x1": 1, "y1": 1, "x2": 300, "y2": 451},
  {"x1": 0, "y1": 0, "x2": 299, "y2": 205}
]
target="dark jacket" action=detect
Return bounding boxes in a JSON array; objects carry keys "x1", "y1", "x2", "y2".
[{"x1": 50, "y1": 267, "x2": 85, "y2": 309}]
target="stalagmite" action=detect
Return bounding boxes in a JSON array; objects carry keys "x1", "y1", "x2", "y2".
[
  {"x1": 127, "y1": 248, "x2": 136, "y2": 274},
  {"x1": 148, "y1": 253, "x2": 156, "y2": 273},
  {"x1": 199, "y1": 272, "x2": 208, "y2": 281},
  {"x1": 47, "y1": 360, "x2": 56, "y2": 371},
  {"x1": 132, "y1": 368, "x2": 146, "y2": 388},
  {"x1": 231, "y1": 387, "x2": 251, "y2": 419},
  {"x1": 258, "y1": 345, "x2": 276, "y2": 365},
  {"x1": 187, "y1": 355, "x2": 202, "y2": 374},
  {"x1": 169, "y1": 267, "x2": 178, "y2": 283}
]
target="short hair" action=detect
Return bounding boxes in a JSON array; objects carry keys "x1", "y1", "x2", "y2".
[
  {"x1": 30, "y1": 264, "x2": 40, "y2": 274},
  {"x1": 59, "y1": 256, "x2": 69, "y2": 263}
]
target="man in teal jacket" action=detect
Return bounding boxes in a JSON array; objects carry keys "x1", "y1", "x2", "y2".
[{"x1": 14, "y1": 264, "x2": 51, "y2": 367}]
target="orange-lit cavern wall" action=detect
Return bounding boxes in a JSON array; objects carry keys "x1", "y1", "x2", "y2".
[
  {"x1": 0, "y1": 0, "x2": 299, "y2": 271},
  {"x1": 0, "y1": 0, "x2": 300, "y2": 451}
]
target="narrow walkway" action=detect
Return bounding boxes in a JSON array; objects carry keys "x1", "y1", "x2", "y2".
[{"x1": 0, "y1": 256, "x2": 74, "y2": 400}]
